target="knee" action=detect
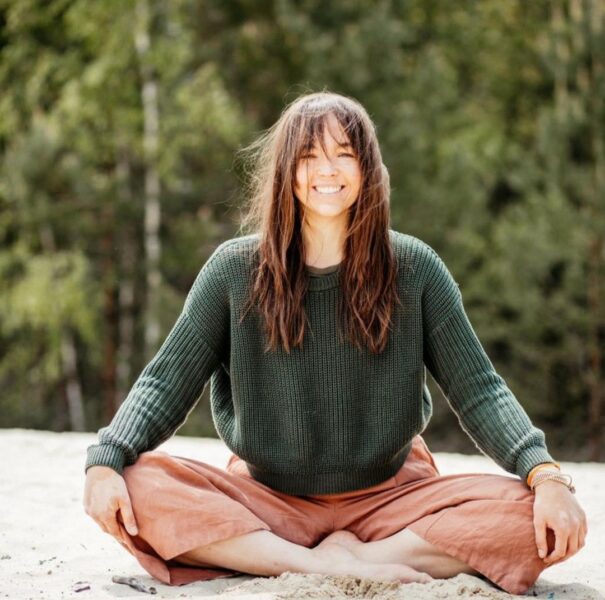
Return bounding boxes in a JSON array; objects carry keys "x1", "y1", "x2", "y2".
[
  {"x1": 122, "y1": 451, "x2": 169, "y2": 497},
  {"x1": 124, "y1": 451, "x2": 168, "y2": 475}
]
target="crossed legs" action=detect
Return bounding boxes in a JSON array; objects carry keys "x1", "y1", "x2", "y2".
[{"x1": 175, "y1": 527, "x2": 478, "y2": 583}]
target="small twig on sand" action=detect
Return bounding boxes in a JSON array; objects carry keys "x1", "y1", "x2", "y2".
[
  {"x1": 72, "y1": 581, "x2": 91, "y2": 592},
  {"x1": 112, "y1": 575, "x2": 157, "y2": 594}
]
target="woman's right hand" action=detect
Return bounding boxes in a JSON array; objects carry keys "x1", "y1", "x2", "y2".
[{"x1": 83, "y1": 465, "x2": 139, "y2": 541}]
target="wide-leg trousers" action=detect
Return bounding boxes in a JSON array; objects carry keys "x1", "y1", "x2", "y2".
[{"x1": 114, "y1": 435, "x2": 554, "y2": 595}]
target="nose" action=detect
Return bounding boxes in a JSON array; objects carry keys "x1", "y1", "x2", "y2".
[{"x1": 315, "y1": 156, "x2": 338, "y2": 175}]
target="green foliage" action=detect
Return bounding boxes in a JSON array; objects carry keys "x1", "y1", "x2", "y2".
[
  {"x1": 0, "y1": 0, "x2": 602, "y2": 459},
  {"x1": 0, "y1": 246, "x2": 101, "y2": 426}
]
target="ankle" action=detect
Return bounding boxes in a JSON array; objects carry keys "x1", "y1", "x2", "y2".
[{"x1": 310, "y1": 541, "x2": 364, "y2": 577}]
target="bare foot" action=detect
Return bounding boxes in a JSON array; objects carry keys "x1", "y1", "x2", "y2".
[
  {"x1": 312, "y1": 532, "x2": 433, "y2": 584},
  {"x1": 316, "y1": 530, "x2": 365, "y2": 552}
]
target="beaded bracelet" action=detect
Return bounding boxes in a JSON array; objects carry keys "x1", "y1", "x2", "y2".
[{"x1": 530, "y1": 470, "x2": 576, "y2": 494}]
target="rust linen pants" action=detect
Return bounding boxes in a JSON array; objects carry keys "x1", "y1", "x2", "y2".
[{"x1": 115, "y1": 435, "x2": 554, "y2": 595}]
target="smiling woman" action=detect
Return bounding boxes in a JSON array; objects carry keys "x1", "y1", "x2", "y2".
[
  {"x1": 294, "y1": 114, "x2": 362, "y2": 269},
  {"x1": 84, "y1": 90, "x2": 586, "y2": 596},
  {"x1": 233, "y1": 92, "x2": 399, "y2": 356}
]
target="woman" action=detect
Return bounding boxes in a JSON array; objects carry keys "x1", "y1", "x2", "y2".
[{"x1": 83, "y1": 91, "x2": 587, "y2": 595}]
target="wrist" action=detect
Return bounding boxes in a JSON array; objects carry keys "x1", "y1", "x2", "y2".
[
  {"x1": 85, "y1": 443, "x2": 127, "y2": 475},
  {"x1": 527, "y1": 462, "x2": 560, "y2": 487},
  {"x1": 530, "y1": 471, "x2": 576, "y2": 495},
  {"x1": 533, "y1": 479, "x2": 566, "y2": 491}
]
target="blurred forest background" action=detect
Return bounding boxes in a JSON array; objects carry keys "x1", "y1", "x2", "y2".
[{"x1": 0, "y1": 0, "x2": 603, "y2": 462}]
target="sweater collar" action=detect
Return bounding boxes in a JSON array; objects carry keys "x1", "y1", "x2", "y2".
[{"x1": 306, "y1": 265, "x2": 341, "y2": 291}]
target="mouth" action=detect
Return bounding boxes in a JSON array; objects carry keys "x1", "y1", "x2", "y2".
[{"x1": 312, "y1": 185, "x2": 345, "y2": 195}]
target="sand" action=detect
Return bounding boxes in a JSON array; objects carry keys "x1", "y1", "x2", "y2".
[{"x1": 1, "y1": 429, "x2": 603, "y2": 600}]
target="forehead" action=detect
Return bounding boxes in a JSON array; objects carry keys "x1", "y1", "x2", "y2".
[{"x1": 302, "y1": 113, "x2": 352, "y2": 149}]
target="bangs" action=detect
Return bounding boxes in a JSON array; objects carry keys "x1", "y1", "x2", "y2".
[{"x1": 291, "y1": 107, "x2": 363, "y2": 161}]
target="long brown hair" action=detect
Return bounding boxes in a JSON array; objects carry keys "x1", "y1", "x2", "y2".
[{"x1": 235, "y1": 90, "x2": 402, "y2": 355}]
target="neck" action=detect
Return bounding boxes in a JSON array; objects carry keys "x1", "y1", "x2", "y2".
[{"x1": 302, "y1": 215, "x2": 347, "y2": 267}]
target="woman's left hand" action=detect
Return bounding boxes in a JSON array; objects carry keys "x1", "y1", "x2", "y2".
[{"x1": 532, "y1": 480, "x2": 588, "y2": 566}]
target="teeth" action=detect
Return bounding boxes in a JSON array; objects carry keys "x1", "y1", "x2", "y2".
[{"x1": 315, "y1": 186, "x2": 343, "y2": 194}]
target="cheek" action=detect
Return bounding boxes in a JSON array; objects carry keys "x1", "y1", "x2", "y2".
[
  {"x1": 346, "y1": 163, "x2": 362, "y2": 182},
  {"x1": 350, "y1": 170, "x2": 362, "y2": 191},
  {"x1": 294, "y1": 172, "x2": 309, "y2": 196}
]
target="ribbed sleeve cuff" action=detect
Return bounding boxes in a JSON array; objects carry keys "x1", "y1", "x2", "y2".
[
  {"x1": 516, "y1": 446, "x2": 557, "y2": 484},
  {"x1": 85, "y1": 444, "x2": 127, "y2": 475}
]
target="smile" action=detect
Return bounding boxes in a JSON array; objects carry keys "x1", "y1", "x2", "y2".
[{"x1": 313, "y1": 186, "x2": 344, "y2": 194}]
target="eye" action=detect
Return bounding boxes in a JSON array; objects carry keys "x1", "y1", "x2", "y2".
[{"x1": 300, "y1": 152, "x2": 355, "y2": 159}]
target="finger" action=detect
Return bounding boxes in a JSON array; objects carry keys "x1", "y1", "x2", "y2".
[
  {"x1": 581, "y1": 515, "x2": 588, "y2": 544},
  {"x1": 580, "y1": 520, "x2": 588, "y2": 548},
  {"x1": 117, "y1": 497, "x2": 139, "y2": 536},
  {"x1": 534, "y1": 518, "x2": 548, "y2": 559},
  {"x1": 102, "y1": 511, "x2": 126, "y2": 542},
  {"x1": 545, "y1": 527, "x2": 568, "y2": 565},
  {"x1": 106, "y1": 520, "x2": 124, "y2": 542},
  {"x1": 565, "y1": 528, "x2": 580, "y2": 561}
]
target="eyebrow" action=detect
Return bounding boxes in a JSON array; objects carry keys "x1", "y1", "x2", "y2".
[{"x1": 303, "y1": 141, "x2": 353, "y2": 151}]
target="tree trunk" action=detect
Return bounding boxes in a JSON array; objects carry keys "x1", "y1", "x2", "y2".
[
  {"x1": 587, "y1": 237, "x2": 603, "y2": 461},
  {"x1": 134, "y1": 0, "x2": 163, "y2": 360},
  {"x1": 115, "y1": 149, "x2": 137, "y2": 409},
  {"x1": 36, "y1": 222, "x2": 88, "y2": 431},
  {"x1": 100, "y1": 198, "x2": 118, "y2": 423},
  {"x1": 61, "y1": 330, "x2": 86, "y2": 431}
]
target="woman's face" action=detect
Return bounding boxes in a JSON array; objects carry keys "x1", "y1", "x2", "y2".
[{"x1": 293, "y1": 113, "x2": 362, "y2": 221}]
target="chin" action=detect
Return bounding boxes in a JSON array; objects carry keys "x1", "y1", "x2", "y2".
[{"x1": 311, "y1": 203, "x2": 345, "y2": 213}]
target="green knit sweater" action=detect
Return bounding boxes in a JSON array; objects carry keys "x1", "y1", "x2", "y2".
[{"x1": 85, "y1": 230, "x2": 555, "y2": 495}]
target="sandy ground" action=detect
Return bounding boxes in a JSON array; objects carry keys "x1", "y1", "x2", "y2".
[{"x1": 1, "y1": 429, "x2": 603, "y2": 600}]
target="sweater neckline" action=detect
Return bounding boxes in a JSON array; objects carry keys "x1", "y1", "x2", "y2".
[
  {"x1": 306, "y1": 262, "x2": 340, "y2": 275},
  {"x1": 305, "y1": 264, "x2": 342, "y2": 291}
]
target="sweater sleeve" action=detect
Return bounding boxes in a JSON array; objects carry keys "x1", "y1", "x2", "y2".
[
  {"x1": 85, "y1": 245, "x2": 230, "y2": 475},
  {"x1": 419, "y1": 243, "x2": 555, "y2": 483}
]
